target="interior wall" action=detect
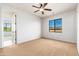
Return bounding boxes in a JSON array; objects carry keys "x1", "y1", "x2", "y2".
[
  {"x1": 77, "y1": 4, "x2": 79, "y2": 53},
  {"x1": 16, "y1": 10, "x2": 41, "y2": 43},
  {"x1": 0, "y1": 7, "x2": 2, "y2": 48},
  {"x1": 0, "y1": 4, "x2": 41, "y2": 47},
  {"x1": 42, "y1": 9, "x2": 77, "y2": 43}
]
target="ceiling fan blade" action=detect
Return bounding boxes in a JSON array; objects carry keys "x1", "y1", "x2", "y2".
[
  {"x1": 44, "y1": 8, "x2": 52, "y2": 11},
  {"x1": 40, "y1": 3, "x2": 42, "y2": 8},
  {"x1": 34, "y1": 10, "x2": 39, "y2": 13},
  {"x1": 32, "y1": 5, "x2": 40, "y2": 8},
  {"x1": 43, "y1": 3, "x2": 48, "y2": 7},
  {"x1": 42, "y1": 11, "x2": 44, "y2": 14}
]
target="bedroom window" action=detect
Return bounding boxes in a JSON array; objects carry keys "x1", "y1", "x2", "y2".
[{"x1": 49, "y1": 18, "x2": 62, "y2": 33}]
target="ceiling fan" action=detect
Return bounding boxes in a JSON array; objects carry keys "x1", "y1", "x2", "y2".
[{"x1": 32, "y1": 3, "x2": 52, "y2": 15}]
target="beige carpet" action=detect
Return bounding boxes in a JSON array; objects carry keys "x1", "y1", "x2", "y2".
[{"x1": 0, "y1": 38, "x2": 78, "y2": 56}]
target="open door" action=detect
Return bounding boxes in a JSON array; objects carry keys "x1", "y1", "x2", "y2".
[{"x1": 3, "y1": 14, "x2": 16, "y2": 47}]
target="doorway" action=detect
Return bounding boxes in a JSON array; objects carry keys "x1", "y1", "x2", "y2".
[{"x1": 3, "y1": 14, "x2": 17, "y2": 47}]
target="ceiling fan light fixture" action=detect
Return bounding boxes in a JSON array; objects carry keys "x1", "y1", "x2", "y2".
[
  {"x1": 40, "y1": 8, "x2": 44, "y2": 11},
  {"x1": 32, "y1": 3, "x2": 52, "y2": 15}
]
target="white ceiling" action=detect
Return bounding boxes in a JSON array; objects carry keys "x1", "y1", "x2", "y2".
[{"x1": 2, "y1": 3, "x2": 77, "y2": 18}]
